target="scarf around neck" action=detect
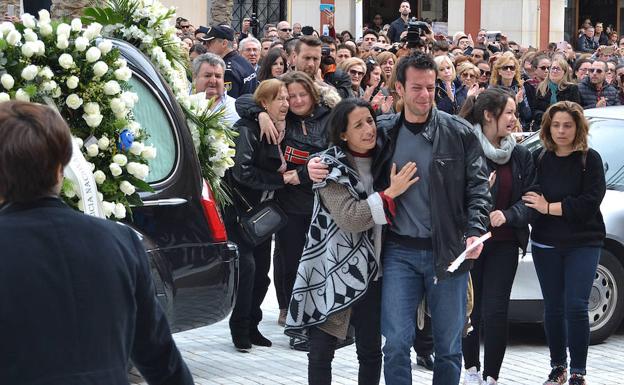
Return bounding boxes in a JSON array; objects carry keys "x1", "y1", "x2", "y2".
[{"x1": 473, "y1": 123, "x2": 516, "y2": 165}]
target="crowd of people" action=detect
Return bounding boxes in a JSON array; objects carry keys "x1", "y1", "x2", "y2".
[{"x1": 177, "y1": 5, "x2": 612, "y2": 385}]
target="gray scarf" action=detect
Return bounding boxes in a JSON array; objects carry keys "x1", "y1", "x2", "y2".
[{"x1": 472, "y1": 123, "x2": 516, "y2": 165}]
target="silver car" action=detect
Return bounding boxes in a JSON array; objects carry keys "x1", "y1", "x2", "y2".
[{"x1": 509, "y1": 106, "x2": 624, "y2": 344}]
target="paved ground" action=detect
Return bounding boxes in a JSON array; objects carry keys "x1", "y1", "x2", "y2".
[{"x1": 143, "y1": 284, "x2": 623, "y2": 385}]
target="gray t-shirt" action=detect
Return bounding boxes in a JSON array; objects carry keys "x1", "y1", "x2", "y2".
[{"x1": 390, "y1": 122, "x2": 433, "y2": 238}]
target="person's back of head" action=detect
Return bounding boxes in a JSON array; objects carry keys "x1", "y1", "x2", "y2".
[{"x1": 0, "y1": 101, "x2": 72, "y2": 204}]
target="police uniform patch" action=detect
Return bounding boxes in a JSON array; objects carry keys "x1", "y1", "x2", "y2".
[{"x1": 224, "y1": 81, "x2": 232, "y2": 91}]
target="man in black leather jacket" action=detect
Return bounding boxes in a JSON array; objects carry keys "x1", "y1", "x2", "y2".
[{"x1": 372, "y1": 53, "x2": 491, "y2": 385}]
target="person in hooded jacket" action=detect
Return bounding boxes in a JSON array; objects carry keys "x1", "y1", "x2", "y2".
[{"x1": 458, "y1": 88, "x2": 538, "y2": 385}]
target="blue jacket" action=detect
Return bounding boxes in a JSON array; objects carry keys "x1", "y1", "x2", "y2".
[{"x1": 578, "y1": 77, "x2": 621, "y2": 109}]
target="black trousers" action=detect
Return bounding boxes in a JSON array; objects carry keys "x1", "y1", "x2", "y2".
[
  {"x1": 272, "y1": 242, "x2": 287, "y2": 309},
  {"x1": 308, "y1": 280, "x2": 382, "y2": 385},
  {"x1": 413, "y1": 313, "x2": 434, "y2": 356},
  {"x1": 276, "y1": 213, "x2": 312, "y2": 311},
  {"x1": 462, "y1": 240, "x2": 519, "y2": 380},
  {"x1": 228, "y1": 227, "x2": 272, "y2": 336}
]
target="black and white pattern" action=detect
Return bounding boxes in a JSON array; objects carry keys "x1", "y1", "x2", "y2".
[{"x1": 284, "y1": 147, "x2": 378, "y2": 335}]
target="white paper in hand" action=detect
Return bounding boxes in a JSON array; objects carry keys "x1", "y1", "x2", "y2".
[{"x1": 447, "y1": 232, "x2": 492, "y2": 273}]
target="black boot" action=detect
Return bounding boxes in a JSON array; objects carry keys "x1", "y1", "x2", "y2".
[
  {"x1": 250, "y1": 328, "x2": 272, "y2": 347},
  {"x1": 416, "y1": 353, "x2": 435, "y2": 371},
  {"x1": 231, "y1": 332, "x2": 252, "y2": 352}
]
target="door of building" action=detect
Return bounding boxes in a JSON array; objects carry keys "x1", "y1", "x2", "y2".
[{"x1": 566, "y1": 0, "x2": 619, "y2": 47}]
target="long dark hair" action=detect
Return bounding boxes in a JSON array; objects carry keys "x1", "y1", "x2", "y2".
[
  {"x1": 327, "y1": 98, "x2": 376, "y2": 150},
  {"x1": 257, "y1": 48, "x2": 289, "y2": 82},
  {"x1": 459, "y1": 88, "x2": 515, "y2": 127}
]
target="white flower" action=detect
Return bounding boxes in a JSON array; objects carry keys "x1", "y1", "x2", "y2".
[
  {"x1": 39, "y1": 23, "x2": 53, "y2": 36},
  {"x1": 83, "y1": 113, "x2": 103, "y2": 127},
  {"x1": 1, "y1": 74, "x2": 14, "y2": 90},
  {"x1": 73, "y1": 137, "x2": 84, "y2": 148},
  {"x1": 86, "y1": 143, "x2": 99, "y2": 157},
  {"x1": 56, "y1": 38, "x2": 69, "y2": 50},
  {"x1": 21, "y1": 65, "x2": 39, "y2": 81},
  {"x1": 39, "y1": 67, "x2": 54, "y2": 79},
  {"x1": 52, "y1": 87, "x2": 62, "y2": 98},
  {"x1": 85, "y1": 46, "x2": 101, "y2": 63},
  {"x1": 63, "y1": 182, "x2": 76, "y2": 198},
  {"x1": 41, "y1": 80, "x2": 57, "y2": 93},
  {"x1": 84, "y1": 23, "x2": 103, "y2": 41},
  {"x1": 6, "y1": 30, "x2": 21, "y2": 46},
  {"x1": 38, "y1": 9, "x2": 51, "y2": 24},
  {"x1": 92, "y1": 61, "x2": 109, "y2": 77},
  {"x1": 0, "y1": 22, "x2": 15, "y2": 35},
  {"x1": 119, "y1": 180, "x2": 136, "y2": 195},
  {"x1": 102, "y1": 201, "x2": 115, "y2": 217},
  {"x1": 58, "y1": 53, "x2": 74, "y2": 69},
  {"x1": 21, "y1": 42, "x2": 37, "y2": 57},
  {"x1": 87, "y1": 162, "x2": 96, "y2": 172},
  {"x1": 15, "y1": 89, "x2": 30, "y2": 102},
  {"x1": 129, "y1": 141, "x2": 144, "y2": 156},
  {"x1": 66, "y1": 94, "x2": 83, "y2": 110},
  {"x1": 56, "y1": 23, "x2": 71, "y2": 38},
  {"x1": 120, "y1": 91, "x2": 138, "y2": 108},
  {"x1": 74, "y1": 36, "x2": 89, "y2": 52},
  {"x1": 93, "y1": 170, "x2": 106, "y2": 184},
  {"x1": 98, "y1": 40, "x2": 113, "y2": 55},
  {"x1": 113, "y1": 203, "x2": 126, "y2": 219},
  {"x1": 97, "y1": 137, "x2": 110, "y2": 150},
  {"x1": 141, "y1": 146, "x2": 157, "y2": 159},
  {"x1": 113, "y1": 154, "x2": 128, "y2": 166},
  {"x1": 0, "y1": 92, "x2": 10, "y2": 102},
  {"x1": 126, "y1": 162, "x2": 149, "y2": 180},
  {"x1": 20, "y1": 14, "x2": 36, "y2": 29},
  {"x1": 77, "y1": 199, "x2": 84, "y2": 211},
  {"x1": 35, "y1": 40, "x2": 45, "y2": 55},
  {"x1": 23, "y1": 29, "x2": 37, "y2": 42},
  {"x1": 110, "y1": 98, "x2": 127, "y2": 117},
  {"x1": 115, "y1": 58, "x2": 128, "y2": 68},
  {"x1": 109, "y1": 162, "x2": 123, "y2": 176},
  {"x1": 114, "y1": 67, "x2": 132, "y2": 82},
  {"x1": 70, "y1": 18, "x2": 82, "y2": 32},
  {"x1": 66, "y1": 76, "x2": 79, "y2": 89},
  {"x1": 83, "y1": 102, "x2": 100, "y2": 115},
  {"x1": 103, "y1": 80, "x2": 121, "y2": 96}
]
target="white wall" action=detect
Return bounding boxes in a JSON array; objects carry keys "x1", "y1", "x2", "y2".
[
  {"x1": 161, "y1": 0, "x2": 209, "y2": 29},
  {"x1": 479, "y1": 0, "x2": 538, "y2": 48},
  {"x1": 447, "y1": 0, "x2": 465, "y2": 36},
  {"x1": 549, "y1": 0, "x2": 566, "y2": 44}
]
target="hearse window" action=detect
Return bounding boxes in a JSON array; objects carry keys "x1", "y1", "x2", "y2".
[{"x1": 128, "y1": 77, "x2": 176, "y2": 183}]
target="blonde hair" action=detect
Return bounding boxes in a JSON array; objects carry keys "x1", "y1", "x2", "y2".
[
  {"x1": 338, "y1": 57, "x2": 367, "y2": 75},
  {"x1": 456, "y1": 61, "x2": 480, "y2": 79},
  {"x1": 536, "y1": 56, "x2": 574, "y2": 97},
  {"x1": 253, "y1": 78, "x2": 286, "y2": 107},
  {"x1": 434, "y1": 55, "x2": 456, "y2": 79},
  {"x1": 490, "y1": 52, "x2": 523, "y2": 86}
]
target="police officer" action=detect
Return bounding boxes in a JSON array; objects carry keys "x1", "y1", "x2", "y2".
[{"x1": 201, "y1": 25, "x2": 258, "y2": 98}]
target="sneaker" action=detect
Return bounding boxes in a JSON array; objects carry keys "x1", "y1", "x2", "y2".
[
  {"x1": 463, "y1": 367, "x2": 484, "y2": 385},
  {"x1": 544, "y1": 366, "x2": 568, "y2": 385},
  {"x1": 569, "y1": 374, "x2": 586, "y2": 385},
  {"x1": 486, "y1": 376, "x2": 497, "y2": 385}
]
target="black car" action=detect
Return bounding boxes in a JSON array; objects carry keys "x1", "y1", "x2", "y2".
[{"x1": 113, "y1": 39, "x2": 239, "y2": 332}]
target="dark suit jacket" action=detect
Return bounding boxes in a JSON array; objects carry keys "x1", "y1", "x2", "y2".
[{"x1": 0, "y1": 197, "x2": 193, "y2": 385}]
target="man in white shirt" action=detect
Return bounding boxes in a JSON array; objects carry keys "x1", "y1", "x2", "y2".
[{"x1": 192, "y1": 53, "x2": 240, "y2": 126}]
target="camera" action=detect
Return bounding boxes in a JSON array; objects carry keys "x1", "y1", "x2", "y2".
[
  {"x1": 250, "y1": 13, "x2": 259, "y2": 28},
  {"x1": 406, "y1": 18, "x2": 430, "y2": 49}
]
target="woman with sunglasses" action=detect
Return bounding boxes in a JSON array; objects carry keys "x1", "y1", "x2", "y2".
[
  {"x1": 476, "y1": 60, "x2": 492, "y2": 88},
  {"x1": 490, "y1": 52, "x2": 532, "y2": 130},
  {"x1": 338, "y1": 57, "x2": 368, "y2": 98},
  {"x1": 531, "y1": 56, "x2": 580, "y2": 130},
  {"x1": 458, "y1": 87, "x2": 537, "y2": 385}
]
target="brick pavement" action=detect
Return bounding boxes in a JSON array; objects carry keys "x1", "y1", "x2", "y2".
[{"x1": 153, "y1": 285, "x2": 623, "y2": 385}]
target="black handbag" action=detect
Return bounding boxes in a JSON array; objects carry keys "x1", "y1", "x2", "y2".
[{"x1": 234, "y1": 188, "x2": 288, "y2": 246}]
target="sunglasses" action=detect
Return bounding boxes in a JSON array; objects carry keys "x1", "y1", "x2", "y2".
[
  {"x1": 480, "y1": 69, "x2": 491, "y2": 76},
  {"x1": 591, "y1": 68, "x2": 604, "y2": 74},
  {"x1": 461, "y1": 73, "x2": 476, "y2": 79},
  {"x1": 349, "y1": 69, "x2": 365, "y2": 77},
  {"x1": 501, "y1": 65, "x2": 516, "y2": 71},
  {"x1": 538, "y1": 65, "x2": 549, "y2": 71},
  {"x1": 549, "y1": 66, "x2": 562, "y2": 72},
  {"x1": 280, "y1": 28, "x2": 293, "y2": 32}
]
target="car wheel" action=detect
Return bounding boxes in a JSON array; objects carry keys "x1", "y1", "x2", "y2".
[{"x1": 589, "y1": 249, "x2": 624, "y2": 344}]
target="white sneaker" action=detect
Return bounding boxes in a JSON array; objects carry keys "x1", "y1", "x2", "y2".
[
  {"x1": 463, "y1": 367, "x2": 485, "y2": 385},
  {"x1": 486, "y1": 376, "x2": 497, "y2": 385}
]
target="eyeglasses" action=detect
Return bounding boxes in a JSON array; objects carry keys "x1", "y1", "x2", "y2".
[
  {"x1": 591, "y1": 68, "x2": 604, "y2": 74},
  {"x1": 549, "y1": 66, "x2": 562, "y2": 72},
  {"x1": 461, "y1": 73, "x2": 476, "y2": 79},
  {"x1": 538, "y1": 65, "x2": 549, "y2": 71},
  {"x1": 349, "y1": 69, "x2": 365, "y2": 77},
  {"x1": 280, "y1": 28, "x2": 293, "y2": 32},
  {"x1": 578, "y1": 68, "x2": 590, "y2": 73},
  {"x1": 501, "y1": 65, "x2": 516, "y2": 72},
  {"x1": 480, "y1": 69, "x2": 491, "y2": 76}
]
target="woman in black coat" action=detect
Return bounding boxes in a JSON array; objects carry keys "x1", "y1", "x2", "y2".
[
  {"x1": 225, "y1": 78, "x2": 293, "y2": 351},
  {"x1": 458, "y1": 88, "x2": 538, "y2": 385}
]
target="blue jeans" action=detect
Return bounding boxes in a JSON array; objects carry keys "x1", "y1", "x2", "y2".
[
  {"x1": 532, "y1": 245, "x2": 601, "y2": 376},
  {"x1": 381, "y1": 241, "x2": 468, "y2": 385}
]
